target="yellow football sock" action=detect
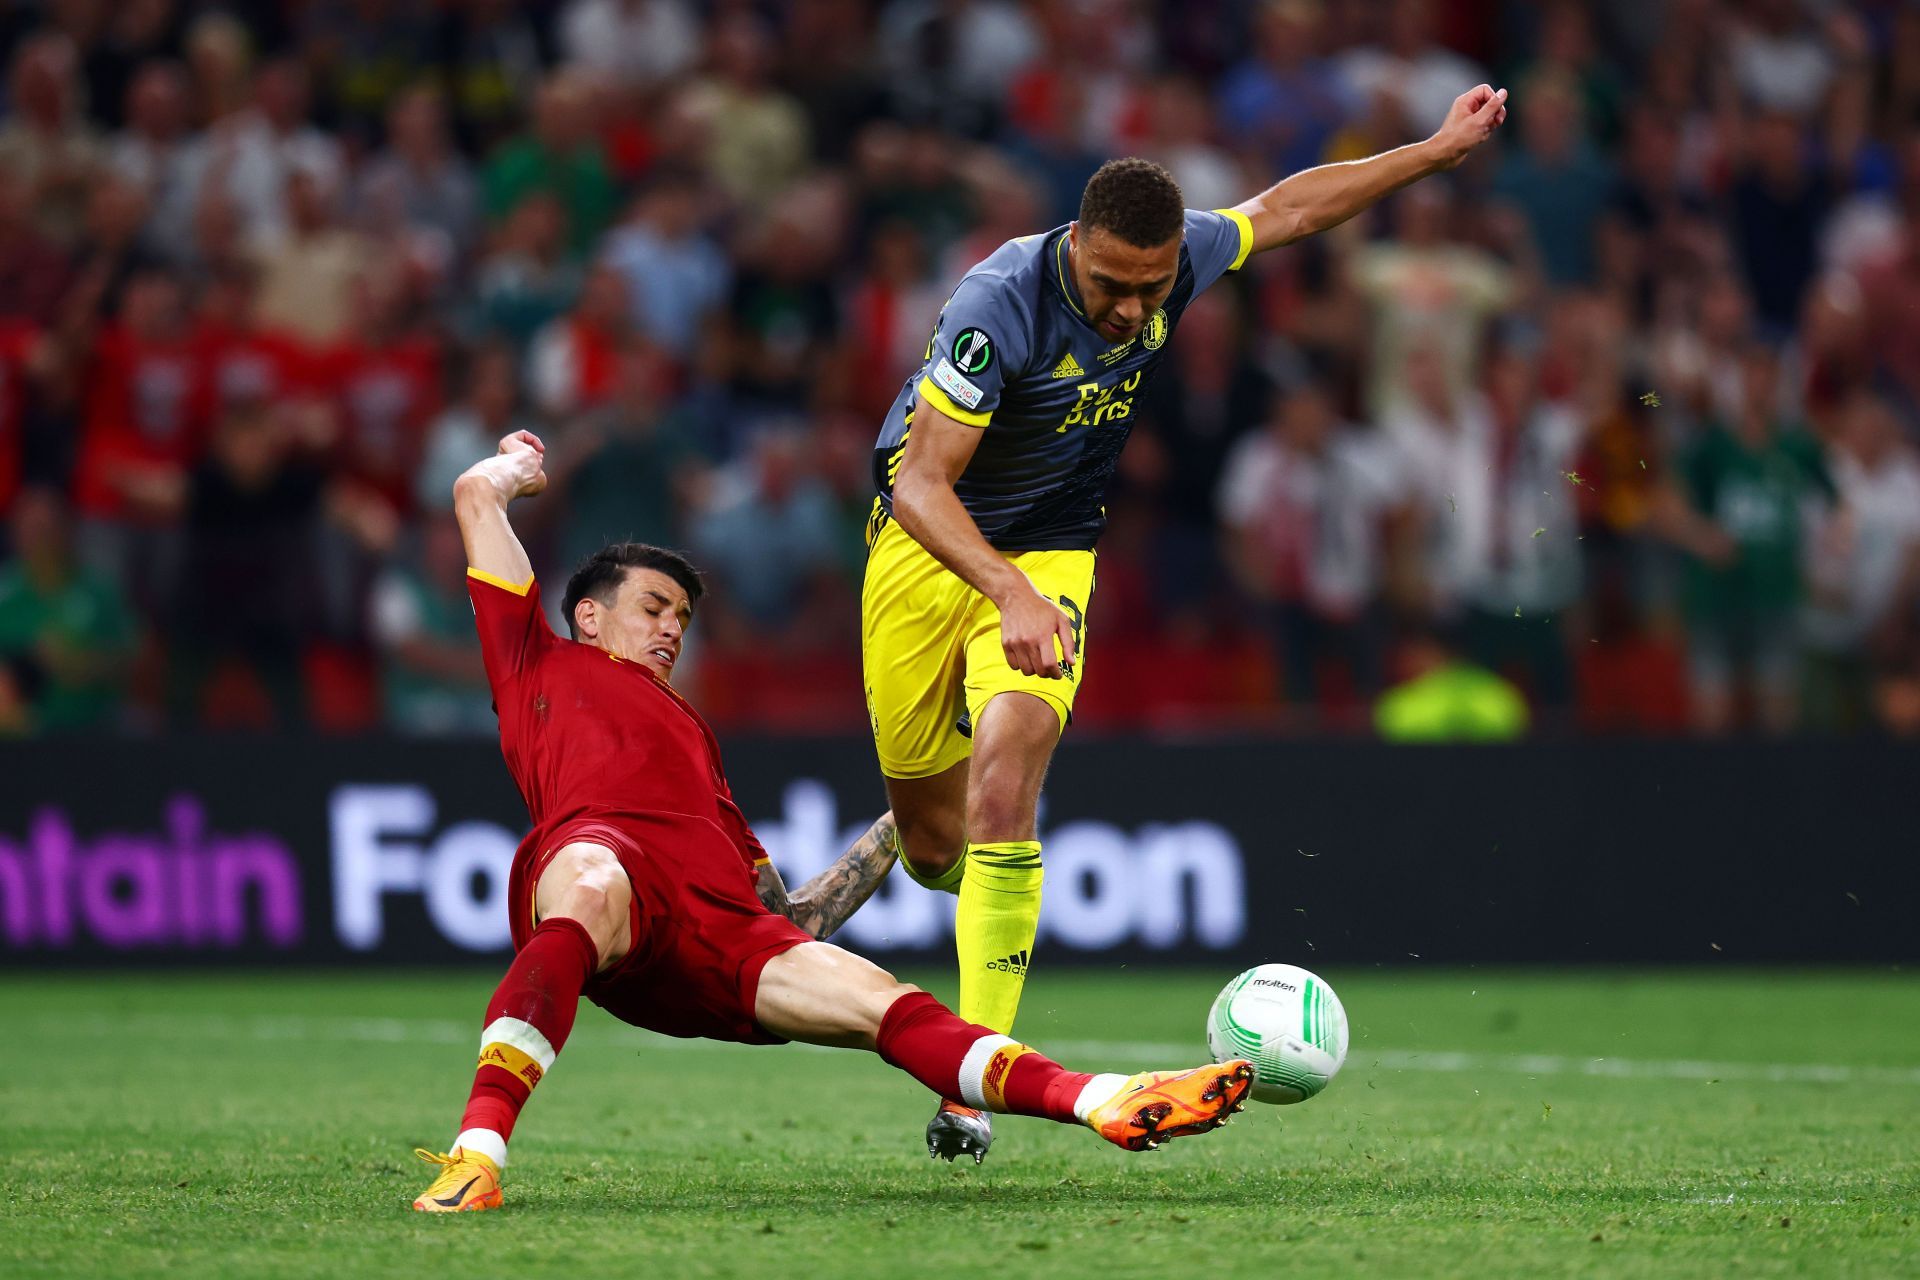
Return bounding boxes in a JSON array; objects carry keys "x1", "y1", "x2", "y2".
[{"x1": 955, "y1": 840, "x2": 1043, "y2": 1034}]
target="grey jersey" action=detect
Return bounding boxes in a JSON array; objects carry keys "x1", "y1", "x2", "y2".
[{"x1": 872, "y1": 208, "x2": 1252, "y2": 551}]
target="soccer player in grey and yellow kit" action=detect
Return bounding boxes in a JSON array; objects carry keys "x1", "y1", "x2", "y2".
[{"x1": 864, "y1": 84, "x2": 1511, "y2": 1161}]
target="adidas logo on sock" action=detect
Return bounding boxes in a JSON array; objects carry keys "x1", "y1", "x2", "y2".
[
  {"x1": 986, "y1": 949, "x2": 1030, "y2": 975},
  {"x1": 1051, "y1": 353, "x2": 1085, "y2": 379}
]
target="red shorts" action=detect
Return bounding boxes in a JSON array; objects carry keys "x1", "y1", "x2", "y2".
[{"x1": 508, "y1": 810, "x2": 812, "y2": 1044}]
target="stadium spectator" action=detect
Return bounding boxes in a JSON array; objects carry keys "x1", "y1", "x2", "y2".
[
  {"x1": 876, "y1": 0, "x2": 1040, "y2": 137},
  {"x1": 432, "y1": 0, "x2": 549, "y2": 157},
  {"x1": 1218, "y1": 380, "x2": 1409, "y2": 710},
  {"x1": 470, "y1": 192, "x2": 581, "y2": 348},
  {"x1": 1656, "y1": 344, "x2": 1836, "y2": 735},
  {"x1": 320, "y1": 269, "x2": 443, "y2": 518},
  {"x1": 599, "y1": 170, "x2": 730, "y2": 361},
  {"x1": 370, "y1": 512, "x2": 494, "y2": 735},
  {"x1": 1490, "y1": 68, "x2": 1613, "y2": 286},
  {"x1": 1801, "y1": 391, "x2": 1920, "y2": 730},
  {"x1": 0, "y1": 486, "x2": 136, "y2": 732},
  {"x1": 0, "y1": 165, "x2": 71, "y2": 325},
  {"x1": 1373, "y1": 623, "x2": 1529, "y2": 742},
  {"x1": 0, "y1": 33, "x2": 103, "y2": 247},
  {"x1": 839, "y1": 218, "x2": 945, "y2": 420},
  {"x1": 250, "y1": 166, "x2": 375, "y2": 344},
  {"x1": 1729, "y1": 111, "x2": 1843, "y2": 337},
  {"x1": 544, "y1": 342, "x2": 698, "y2": 582},
  {"x1": 558, "y1": 0, "x2": 701, "y2": 92},
  {"x1": 1333, "y1": 0, "x2": 1485, "y2": 135},
  {"x1": 677, "y1": 13, "x2": 812, "y2": 215},
  {"x1": 178, "y1": 57, "x2": 345, "y2": 249},
  {"x1": 350, "y1": 85, "x2": 480, "y2": 275},
  {"x1": 303, "y1": 0, "x2": 433, "y2": 146},
  {"x1": 190, "y1": 264, "x2": 308, "y2": 420},
  {"x1": 69, "y1": 267, "x2": 202, "y2": 608},
  {"x1": 108, "y1": 60, "x2": 198, "y2": 264},
  {"x1": 689, "y1": 427, "x2": 847, "y2": 645},
  {"x1": 483, "y1": 72, "x2": 616, "y2": 257},
  {"x1": 417, "y1": 344, "x2": 533, "y2": 512},
  {"x1": 1213, "y1": 0, "x2": 1351, "y2": 181},
  {"x1": 0, "y1": 317, "x2": 48, "y2": 513},
  {"x1": 527, "y1": 263, "x2": 629, "y2": 420},
  {"x1": 170, "y1": 401, "x2": 325, "y2": 728},
  {"x1": 1141, "y1": 75, "x2": 1241, "y2": 214},
  {"x1": 1351, "y1": 181, "x2": 1519, "y2": 418}
]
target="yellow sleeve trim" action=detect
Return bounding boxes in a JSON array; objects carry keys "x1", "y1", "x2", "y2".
[
  {"x1": 917, "y1": 375, "x2": 992, "y2": 428},
  {"x1": 467, "y1": 566, "x2": 535, "y2": 596},
  {"x1": 753, "y1": 856, "x2": 772, "y2": 867},
  {"x1": 1214, "y1": 208, "x2": 1255, "y2": 272}
]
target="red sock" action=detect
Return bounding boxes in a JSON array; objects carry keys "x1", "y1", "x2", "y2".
[
  {"x1": 454, "y1": 916, "x2": 599, "y2": 1162},
  {"x1": 876, "y1": 991, "x2": 1095, "y2": 1124}
]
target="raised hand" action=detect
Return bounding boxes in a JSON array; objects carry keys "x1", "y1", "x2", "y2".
[
  {"x1": 1430, "y1": 84, "x2": 1509, "y2": 170},
  {"x1": 485, "y1": 429, "x2": 549, "y2": 502}
]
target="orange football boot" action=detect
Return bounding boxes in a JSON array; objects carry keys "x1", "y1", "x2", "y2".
[
  {"x1": 1084, "y1": 1060, "x2": 1254, "y2": 1152},
  {"x1": 411, "y1": 1147, "x2": 504, "y2": 1212}
]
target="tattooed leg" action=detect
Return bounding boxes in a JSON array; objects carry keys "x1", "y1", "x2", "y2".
[{"x1": 756, "y1": 812, "x2": 902, "y2": 940}]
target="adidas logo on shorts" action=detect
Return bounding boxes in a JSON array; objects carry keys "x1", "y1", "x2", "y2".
[{"x1": 986, "y1": 949, "x2": 1030, "y2": 975}]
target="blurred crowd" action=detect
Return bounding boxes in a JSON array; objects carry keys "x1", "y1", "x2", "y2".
[{"x1": 2, "y1": 0, "x2": 1919, "y2": 738}]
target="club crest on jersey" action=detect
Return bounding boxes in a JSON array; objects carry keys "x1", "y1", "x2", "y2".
[
  {"x1": 1143, "y1": 309, "x2": 1168, "y2": 350},
  {"x1": 953, "y1": 327, "x2": 994, "y2": 375}
]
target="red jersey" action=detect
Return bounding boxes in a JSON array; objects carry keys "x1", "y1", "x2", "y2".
[
  {"x1": 467, "y1": 569, "x2": 768, "y2": 877},
  {"x1": 315, "y1": 334, "x2": 442, "y2": 514},
  {"x1": 74, "y1": 325, "x2": 206, "y2": 518},
  {"x1": 194, "y1": 321, "x2": 312, "y2": 416},
  {"x1": 0, "y1": 320, "x2": 38, "y2": 514}
]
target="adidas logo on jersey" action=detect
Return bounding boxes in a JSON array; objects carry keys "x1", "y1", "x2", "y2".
[
  {"x1": 1051, "y1": 353, "x2": 1085, "y2": 379},
  {"x1": 986, "y1": 949, "x2": 1030, "y2": 975}
]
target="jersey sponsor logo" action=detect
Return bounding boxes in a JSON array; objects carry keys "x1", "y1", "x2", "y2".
[
  {"x1": 952, "y1": 327, "x2": 994, "y2": 375},
  {"x1": 1051, "y1": 353, "x2": 1085, "y2": 379},
  {"x1": 1143, "y1": 309, "x2": 1168, "y2": 350},
  {"x1": 931, "y1": 358, "x2": 985, "y2": 410},
  {"x1": 1058, "y1": 370, "x2": 1145, "y2": 432}
]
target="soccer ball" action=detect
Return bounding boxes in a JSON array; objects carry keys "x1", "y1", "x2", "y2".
[{"x1": 1205, "y1": 963, "x2": 1349, "y2": 1104}]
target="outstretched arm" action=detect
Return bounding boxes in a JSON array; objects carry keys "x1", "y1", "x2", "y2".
[
  {"x1": 1233, "y1": 84, "x2": 1509, "y2": 255},
  {"x1": 452, "y1": 430, "x2": 548, "y2": 588},
  {"x1": 755, "y1": 812, "x2": 902, "y2": 940}
]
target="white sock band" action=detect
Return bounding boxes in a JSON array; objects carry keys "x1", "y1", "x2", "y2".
[
  {"x1": 478, "y1": 1017, "x2": 557, "y2": 1070},
  {"x1": 1072, "y1": 1074, "x2": 1128, "y2": 1123},
  {"x1": 453, "y1": 1127, "x2": 509, "y2": 1169},
  {"x1": 955, "y1": 1034, "x2": 1018, "y2": 1109}
]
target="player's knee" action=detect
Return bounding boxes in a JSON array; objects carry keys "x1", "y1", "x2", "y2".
[
  {"x1": 544, "y1": 849, "x2": 631, "y2": 951},
  {"x1": 965, "y1": 774, "x2": 1039, "y2": 843},
  {"x1": 898, "y1": 812, "x2": 965, "y2": 875}
]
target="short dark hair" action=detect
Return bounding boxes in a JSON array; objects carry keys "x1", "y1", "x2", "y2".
[
  {"x1": 561, "y1": 543, "x2": 705, "y2": 640},
  {"x1": 1077, "y1": 158, "x2": 1185, "y2": 249}
]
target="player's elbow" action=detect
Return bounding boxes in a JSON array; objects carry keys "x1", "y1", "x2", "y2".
[{"x1": 890, "y1": 464, "x2": 944, "y2": 537}]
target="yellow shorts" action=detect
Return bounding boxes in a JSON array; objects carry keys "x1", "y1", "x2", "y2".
[{"x1": 861, "y1": 512, "x2": 1094, "y2": 780}]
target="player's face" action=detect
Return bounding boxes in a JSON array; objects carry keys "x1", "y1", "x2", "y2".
[
  {"x1": 584, "y1": 568, "x2": 693, "y2": 682},
  {"x1": 1069, "y1": 224, "x2": 1180, "y2": 344}
]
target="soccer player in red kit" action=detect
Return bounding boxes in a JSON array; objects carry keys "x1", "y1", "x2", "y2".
[{"x1": 413, "y1": 430, "x2": 1254, "y2": 1211}]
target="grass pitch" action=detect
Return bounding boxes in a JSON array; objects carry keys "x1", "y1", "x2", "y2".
[{"x1": 2, "y1": 968, "x2": 1915, "y2": 1279}]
